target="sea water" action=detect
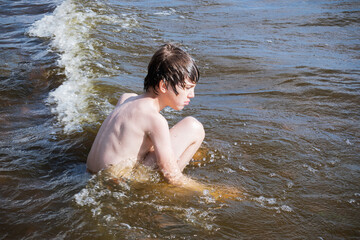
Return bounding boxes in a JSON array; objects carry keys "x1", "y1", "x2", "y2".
[{"x1": 0, "y1": 0, "x2": 359, "y2": 239}]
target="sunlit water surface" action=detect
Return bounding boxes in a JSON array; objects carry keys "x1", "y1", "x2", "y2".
[{"x1": 0, "y1": 0, "x2": 359, "y2": 239}]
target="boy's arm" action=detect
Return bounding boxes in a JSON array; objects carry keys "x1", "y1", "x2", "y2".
[
  {"x1": 148, "y1": 114, "x2": 205, "y2": 188},
  {"x1": 147, "y1": 115, "x2": 242, "y2": 199},
  {"x1": 147, "y1": 114, "x2": 184, "y2": 185}
]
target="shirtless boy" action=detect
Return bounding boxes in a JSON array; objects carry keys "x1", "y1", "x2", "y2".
[{"x1": 87, "y1": 44, "x2": 205, "y2": 188}]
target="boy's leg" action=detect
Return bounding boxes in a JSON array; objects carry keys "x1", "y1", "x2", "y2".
[
  {"x1": 170, "y1": 116, "x2": 205, "y2": 171},
  {"x1": 143, "y1": 116, "x2": 205, "y2": 171}
]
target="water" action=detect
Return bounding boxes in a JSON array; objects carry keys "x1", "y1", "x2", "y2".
[{"x1": 1, "y1": 0, "x2": 359, "y2": 239}]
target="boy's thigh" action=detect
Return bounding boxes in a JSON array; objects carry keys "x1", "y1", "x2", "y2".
[{"x1": 142, "y1": 116, "x2": 204, "y2": 168}]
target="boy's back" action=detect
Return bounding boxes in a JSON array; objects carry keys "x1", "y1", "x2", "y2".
[{"x1": 87, "y1": 93, "x2": 161, "y2": 173}]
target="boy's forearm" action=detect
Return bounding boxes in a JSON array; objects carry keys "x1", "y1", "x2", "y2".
[
  {"x1": 165, "y1": 173, "x2": 206, "y2": 192},
  {"x1": 167, "y1": 175, "x2": 243, "y2": 200}
]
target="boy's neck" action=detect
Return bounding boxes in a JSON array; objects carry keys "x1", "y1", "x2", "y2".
[{"x1": 143, "y1": 90, "x2": 167, "y2": 113}]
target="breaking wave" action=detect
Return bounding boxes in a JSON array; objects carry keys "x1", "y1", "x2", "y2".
[{"x1": 28, "y1": 0, "x2": 137, "y2": 133}]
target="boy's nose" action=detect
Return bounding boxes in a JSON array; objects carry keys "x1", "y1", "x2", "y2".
[{"x1": 188, "y1": 89, "x2": 195, "y2": 98}]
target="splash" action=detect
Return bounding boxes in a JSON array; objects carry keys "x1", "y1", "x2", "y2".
[
  {"x1": 74, "y1": 168, "x2": 221, "y2": 236},
  {"x1": 252, "y1": 196, "x2": 293, "y2": 213},
  {"x1": 28, "y1": 0, "x2": 137, "y2": 133}
]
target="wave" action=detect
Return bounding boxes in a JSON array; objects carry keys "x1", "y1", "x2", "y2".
[{"x1": 28, "y1": 0, "x2": 137, "y2": 133}]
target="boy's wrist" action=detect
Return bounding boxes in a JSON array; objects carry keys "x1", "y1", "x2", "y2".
[{"x1": 165, "y1": 172, "x2": 186, "y2": 185}]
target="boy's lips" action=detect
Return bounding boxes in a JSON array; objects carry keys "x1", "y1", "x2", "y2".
[{"x1": 184, "y1": 101, "x2": 190, "y2": 105}]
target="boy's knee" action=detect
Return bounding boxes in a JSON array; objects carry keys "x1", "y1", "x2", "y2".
[{"x1": 184, "y1": 116, "x2": 205, "y2": 139}]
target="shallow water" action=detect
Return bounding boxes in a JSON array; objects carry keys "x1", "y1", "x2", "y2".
[{"x1": 1, "y1": 0, "x2": 359, "y2": 239}]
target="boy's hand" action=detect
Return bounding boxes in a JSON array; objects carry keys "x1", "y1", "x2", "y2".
[
  {"x1": 172, "y1": 175, "x2": 243, "y2": 201},
  {"x1": 205, "y1": 185, "x2": 243, "y2": 201}
]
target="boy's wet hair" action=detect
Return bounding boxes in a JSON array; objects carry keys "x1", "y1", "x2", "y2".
[{"x1": 144, "y1": 43, "x2": 200, "y2": 95}]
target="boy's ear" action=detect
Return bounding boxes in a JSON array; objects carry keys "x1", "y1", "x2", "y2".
[{"x1": 159, "y1": 80, "x2": 167, "y2": 93}]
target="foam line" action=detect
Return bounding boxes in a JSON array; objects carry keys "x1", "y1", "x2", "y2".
[{"x1": 28, "y1": 0, "x2": 137, "y2": 133}]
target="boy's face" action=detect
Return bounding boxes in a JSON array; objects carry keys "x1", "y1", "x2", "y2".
[{"x1": 167, "y1": 78, "x2": 196, "y2": 111}]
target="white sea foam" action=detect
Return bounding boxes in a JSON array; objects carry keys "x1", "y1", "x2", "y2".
[
  {"x1": 75, "y1": 171, "x2": 219, "y2": 232},
  {"x1": 280, "y1": 205, "x2": 293, "y2": 212},
  {"x1": 287, "y1": 181, "x2": 294, "y2": 188},
  {"x1": 154, "y1": 8, "x2": 176, "y2": 16},
  {"x1": 252, "y1": 196, "x2": 293, "y2": 213},
  {"x1": 28, "y1": 0, "x2": 137, "y2": 133},
  {"x1": 74, "y1": 188, "x2": 98, "y2": 207},
  {"x1": 303, "y1": 163, "x2": 318, "y2": 173},
  {"x1": 345, "y1": 139, "x2": 353, "y2": 145},
  {"x1": 254, "y1": 196, "x2": 277, "y2": 205}
]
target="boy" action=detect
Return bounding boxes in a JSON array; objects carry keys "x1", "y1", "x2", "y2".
[{"x1": 87, "y1": 44, "x2": 205, "y2": 188}]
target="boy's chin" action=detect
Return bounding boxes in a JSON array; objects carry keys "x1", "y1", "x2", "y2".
[{"x1": 170, "y1": 105, "x2": 185, "y2": 111}]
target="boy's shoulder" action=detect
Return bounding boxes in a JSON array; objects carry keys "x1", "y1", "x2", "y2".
[
  {"x1": 116, "y1": 93, "x2": 138, "y2": 106},
  {"x1": 115, "y1": 93, "x2": 168, "y2": 129}
]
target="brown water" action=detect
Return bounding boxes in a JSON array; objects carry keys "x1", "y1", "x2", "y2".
[{"x1": 1, "y1": 0, "x2": 359, "y2": 239}]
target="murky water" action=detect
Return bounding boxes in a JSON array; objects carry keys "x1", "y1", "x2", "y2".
[{"x1": 1, "y1": 0, "x2": 359, "y2": 239}]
